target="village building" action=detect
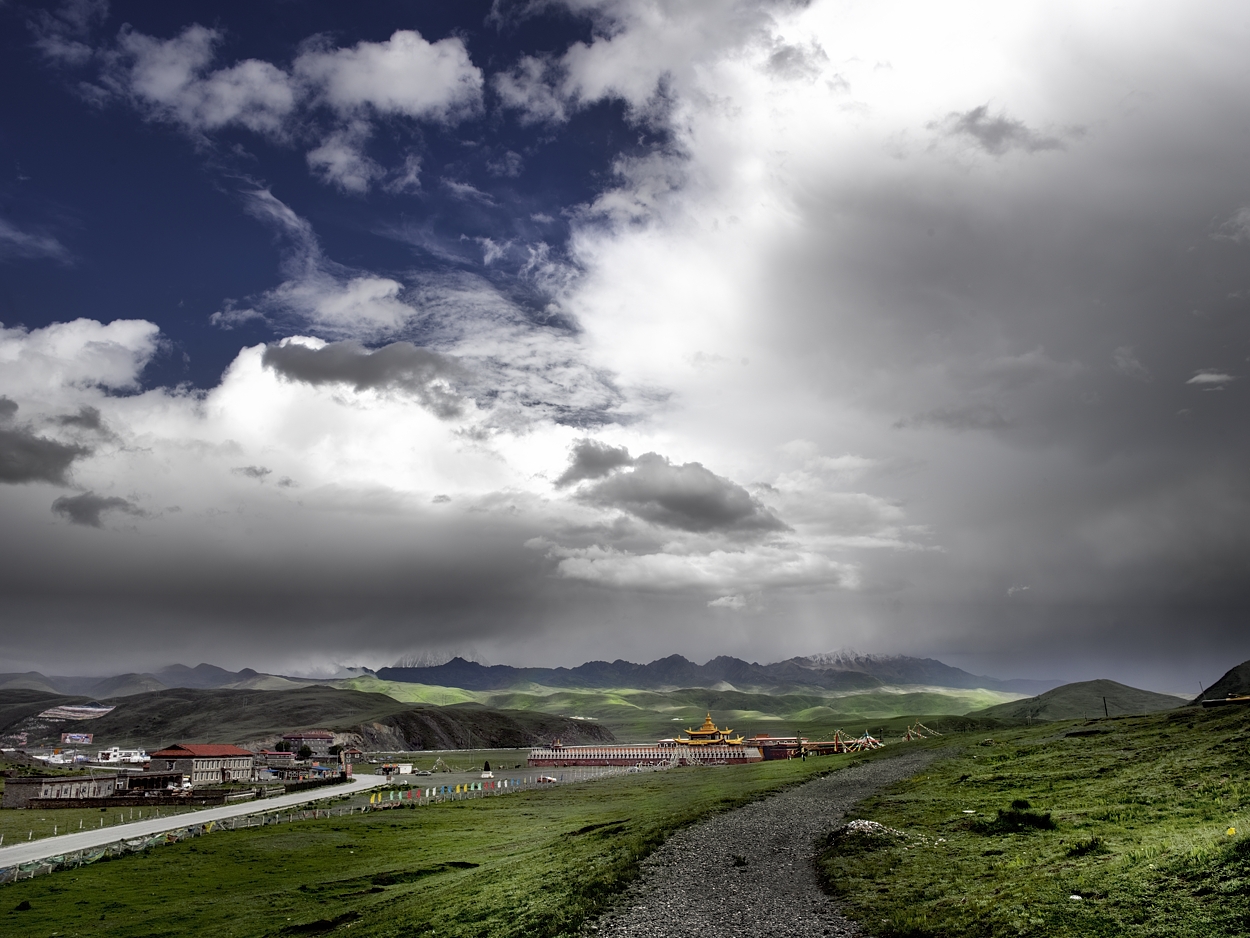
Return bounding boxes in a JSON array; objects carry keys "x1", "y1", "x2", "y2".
[
  {"x1": 1, "y1": 775, "x2": 119, "y2": 808},
  {"x1": 528, "y1": 713, "x2": 763, "y2": 768},
  {"x1": 147, "y1": 744, "x2": 256, "y2": 785},
  {"x1": 280, "y1": 730, "x2": 334, "y2": 756}
]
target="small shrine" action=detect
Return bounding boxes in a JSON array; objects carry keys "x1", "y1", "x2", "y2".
[{"x1": 676, "y1": 713, "x2": 745, "y2": 747}]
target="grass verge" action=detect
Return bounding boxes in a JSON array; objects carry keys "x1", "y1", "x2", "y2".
[{"x1": 817, "y1": 705, "x2": 1250, "y2": 937}]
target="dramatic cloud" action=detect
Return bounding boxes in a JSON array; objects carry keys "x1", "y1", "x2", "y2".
[
  {"x1": 0, "y1": 427, "x2": 89, "y2": 485},
  {"x1": 554, "y1": 438, "x2": 634, "y2": 487},
  {"x1": 4, "y1": 0, "x2": 1250, "y2": 686},
  {"x1": 0, "y1": 319, "x2": 159, "y2": 394},
  {"x1": 579, "y1": 452, "x2": 787, "y2": 535},
  {"x1": 50, "y1": 492, "x2": 145, "y2": 527},
  {"x1": 262, "y1": 339, "x2": 466, "y2": 419}
]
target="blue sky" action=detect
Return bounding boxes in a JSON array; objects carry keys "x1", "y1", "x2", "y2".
[
  {"x1": 1, "y1": 0, "x2": 1248, "y2": 690},
  {"x1": 1, "y1": 1, "x2": 636, "y2": 388}
]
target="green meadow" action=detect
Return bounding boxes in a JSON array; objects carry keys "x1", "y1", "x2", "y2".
[
  {"x1": 819, "y1": 704, "x2": 1250, "y2": 937},
  {"x1": 7, "y1": 703, "x2": 1243, "y2": 937},
  {"x1": 2, "y1": 755, "x2": 838, "y2": 938},
  {"x1": 337, "y1": 674, "x2": 1019, "y2": 742}
]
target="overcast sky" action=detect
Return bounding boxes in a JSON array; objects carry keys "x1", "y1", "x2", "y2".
[{"x1": 1, "y1": 0, "x2": 1247, "y2": 690}]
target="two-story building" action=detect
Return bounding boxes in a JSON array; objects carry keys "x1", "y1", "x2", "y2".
[
  {"x1": 281, "y1": 730, "x2": 334, "y2": 757},
  {"x1": 147, "y1": 744, "x2": 256, "y2": 785}
]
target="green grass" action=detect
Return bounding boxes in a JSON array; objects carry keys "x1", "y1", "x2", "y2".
[
  {"x1": 818, "y1": 705, "x2": 1250, "y2": 937},
  {"x1": 2, "y1": 753, "x2": 854, "y2": 937},
  {"x1": 339, "y1": 677, "x2": 1023, "y2": 744},
  {"x1": 0, "y1": 804, "x2": 204, "y2": 847}
]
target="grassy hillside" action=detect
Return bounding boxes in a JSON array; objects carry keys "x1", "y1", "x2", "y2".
[
  {"x1": 970, "y1": 679, "x2": 1185, "y2": 722},
  {"x1": 1200, "y1": 658, "x2": 1250, "y2": 702},
  {"x1": 0, "y1": 689, "x2": 89, "y2": 736},
  {"x1": 338, "y1": 675, "x2": 1021, "y2": 742},
  {"x1": 0, "y1": 673, "x2": 64, "y2": 695},
  {"x1": 0, "y1": 687, "x2": 613, "y2": 750},
  {"x1": 818, "y1": 704, "x2": 1250, "y2": 937}
]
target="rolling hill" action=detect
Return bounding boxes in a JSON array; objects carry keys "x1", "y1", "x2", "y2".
[
  {"x1": 1195, "y1": 658, "x2": 1250, "y2": 703},
  {"x1": 0, "y1": 686, "x2": 613, "y2": 751},
  {"x1": 336, "y1": 674, "x2": 1023, "y2": 741},
  {"x1": 968, "y1": 679, "x2": 1187, "y2": 722}
]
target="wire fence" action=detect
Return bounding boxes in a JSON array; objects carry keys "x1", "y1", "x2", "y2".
[{"x1": 0, "y1": 763, "x2": 671, "y2": 886}]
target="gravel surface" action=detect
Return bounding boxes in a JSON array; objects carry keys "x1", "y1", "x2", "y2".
[{"x1": 589, "y1": 750, "x2": 936, "y2": 938}]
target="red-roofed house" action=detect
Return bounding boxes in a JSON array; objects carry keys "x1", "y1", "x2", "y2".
[{"x1": 148, "y1": 744, "x2": 256, "y2": 786}]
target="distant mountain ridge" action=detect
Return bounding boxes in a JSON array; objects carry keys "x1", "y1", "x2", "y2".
[
  {"x1": 0, "y1": 663, "x2": 317, "y2": 699},
  {"x1": 374, "y1": 653, "x2": 1059, "y2": 695},
  {"x1": 0, "y1": 653, "x2": 1060, "y2": 699}
]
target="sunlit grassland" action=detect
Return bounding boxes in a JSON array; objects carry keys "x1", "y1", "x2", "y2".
[
  {"x1": 819, "y1": 705, "x2": 1250, "y2": 938},
  {"x1": 335, "y1": 676, "x2": 1021, "y2": 743},
  {"x1": 3, "y1": 752, "x2": 858, "y2": 938}
]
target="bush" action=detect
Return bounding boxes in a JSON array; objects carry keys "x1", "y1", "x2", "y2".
[
  {"x1": 1065, "y1": 836, "x2": 1108, "y2": 857},
  {"x1": 972, "y1": 806, "x2": 1056, "y2": 835}
]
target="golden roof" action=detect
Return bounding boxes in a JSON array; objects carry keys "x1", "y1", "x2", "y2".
[{"x1": 674, "y1": 713, "x2": 745, "y2": 746}]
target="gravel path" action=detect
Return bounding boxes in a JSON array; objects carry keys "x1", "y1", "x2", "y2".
[{"x1": 589, "y1": 750, "x2": 936, "y2": 938}]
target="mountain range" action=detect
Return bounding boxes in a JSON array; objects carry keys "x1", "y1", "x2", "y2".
[
  {"x1": 0, "y1": 654, "x2": 1060, "y2": 701},
  {"x1": 373, "y1": 653, "x2": 1059, "y2": 695}
]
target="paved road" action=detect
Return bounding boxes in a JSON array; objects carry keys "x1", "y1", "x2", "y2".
[{"x1": 0, "y1": 773, "x2": 390, "y2": 869}]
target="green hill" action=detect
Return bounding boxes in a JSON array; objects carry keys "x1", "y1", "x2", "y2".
[
  {"x1": 0, "y1": 672, "x2": 64, "y2": 694},
  {"x1": 337, "y1": 675, "x2": 1022, "y2": 742},
  {"x1": 0, "y1": 686, "x2": 614, "y2": 751},
  {"x1": 968, "y1": 679, "x2": 1185, "y2": 722},
  {"x1": 1196, "y1": 658, "x2": 1250, "y2": 703}
]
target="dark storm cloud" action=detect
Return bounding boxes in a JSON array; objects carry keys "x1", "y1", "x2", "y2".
[
  {"x1": 51, "y1": 492, "x2": 146, "y2": 527},
  {"x1": 232, "y1": 465, "x2": 272, "y2": 480},
  {"x1": 56, "y1": 406, "x2": 106, "y2": 431},
  {"x1": 0, "y1": 397, "x2": 17, "y2": 421},
  {"x1": 0, "y1": 424, "x2": 90, "y2": 485},
  {"x1": 554, "y1": 438, "x2": 634, "y2": 487},
  {"x1": 934, "y1": 105, "x2": 1065, "y2": 155},
  {"x1": 580, "y1": 453, "x2": 788, "y2": 534},
  {"x1": 262, "y1": 341, "x2": 466, "y2": 418}
]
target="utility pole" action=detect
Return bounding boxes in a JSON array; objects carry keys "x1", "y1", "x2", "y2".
[{"x1": 1102, "y1": 697, "x2": 1109, "y2": 719}]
